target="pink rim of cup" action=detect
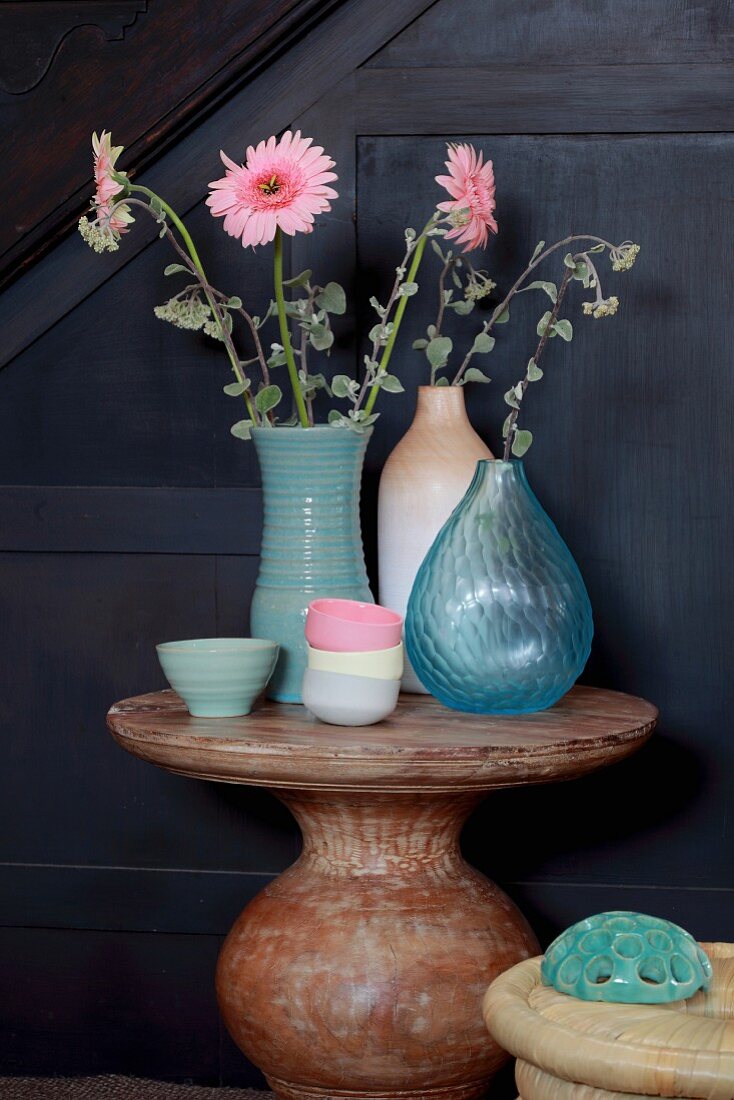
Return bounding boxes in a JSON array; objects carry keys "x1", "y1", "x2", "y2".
[{"x1": 306, "y1": 598, "x2": 403, "y2": 653}]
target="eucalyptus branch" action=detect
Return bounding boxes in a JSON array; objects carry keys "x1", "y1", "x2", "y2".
[
  {"x1": 207, "y1": 288, "x2": 271, "y2": 387},
  {"x1": 111, "y1": 195, "x2": 260, "y2": 425},
  {"x1": 452, "y1": 233, "x2": 620, "y2": 385},
  {"x1": 434, "y1": 257, "x2": 457, "y2": 340},
  {"x1": 353, "y1": 233, "x2": 422, "y2": 413},
  {"x1": 502, "y1": 266, "x2": 574, "y2": 461},
  {"x1": 363, "y1": 224, "x2": 435, "y2": 416}
]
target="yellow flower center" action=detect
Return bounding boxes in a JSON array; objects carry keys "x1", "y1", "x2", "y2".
[{"x1": 258, "y1": 175, "x2": 280, "y2": 195}]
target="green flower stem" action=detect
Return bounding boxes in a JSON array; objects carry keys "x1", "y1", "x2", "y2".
[
  {"x1": 364, "y1": 232, "x2": 428, "y2": 417},
  {"x1": 274, "y1": 227, "x2": 309, "y2": 428},
  {"x1": 130, "y1": 184, "x2": 258, "y2": 425}
]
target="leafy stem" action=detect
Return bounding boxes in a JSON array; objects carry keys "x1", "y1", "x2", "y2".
[
  {"x1": 357, "y1": 214, "x2": 438, "y2": 416},
  {"x1": 126, "y1": 187, "x2": 259, "y2": 424},
  {"x1": 502, "y1": 265, "x2": 574, "y2": 460},
  {"x1": 452, "y1": 233, "x2": 619, "y2": 385},
  {"x1": 274, "y1": 227, "x2": 309, "y2": 428},
  {"x1": 435, "y1": 256, "x2": 457, "y2": 338}
]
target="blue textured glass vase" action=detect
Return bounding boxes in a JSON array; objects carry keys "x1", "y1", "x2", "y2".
[
  {"x1": 405, "y1": 460, "x2": 593, "y2": 714},
  {"x1": 250, "y1": 426, "x2": 373, "y2": 703}
]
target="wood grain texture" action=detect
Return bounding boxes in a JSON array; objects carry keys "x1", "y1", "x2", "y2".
[
  {"x1": 0, "y1": 0, "x2": 341, "y2": 287},
  {"x1": 107, "y1": 686, "x2": 656, "y2": 794},
  {"x1": 1, "y1": 0, "x2": 732, "y2": 1083},
  {"x1": 0, "y1": 0, "x2": 437, "y2": 370},
  {"x1": 366, "y1": 0, "x2": 734, "y2": 67},
  {"x1": 356, "y1": 65, "x2": 734, "y2": 134},
  {"x1": 218, "y1": 789, "x2": 537, "y2": 1100},
  {"x1": 0, "y1": 486, "x2": 262, "y2": 554},
  {"x1": 107, "y1": 686, "x2": 653, "y2": 1099}
]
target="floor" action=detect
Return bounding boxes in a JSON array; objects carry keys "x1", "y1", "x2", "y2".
[{"x1": 0, "y1": 1079, "x2": 269, "y2": 1099}]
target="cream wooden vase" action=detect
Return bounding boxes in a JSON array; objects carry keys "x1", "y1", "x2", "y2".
[{"x1": 378, "y1": 385, "x2": 493, "y2": 693}]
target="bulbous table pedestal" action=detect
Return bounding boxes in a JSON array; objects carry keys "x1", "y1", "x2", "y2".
[{"x1": 107, "y1": 688, "x2": 656, "y2": 1100}]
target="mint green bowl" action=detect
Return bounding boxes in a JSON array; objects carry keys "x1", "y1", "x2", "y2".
[{"x1": 156, "y1": 638, "x2": 279, "y2": 718}]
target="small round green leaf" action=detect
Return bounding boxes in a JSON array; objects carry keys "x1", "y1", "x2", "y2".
[
  {"x1": 255, "y1": 385, "x2": 282, "y2": 414},
  {"x1": 316, "y1": 282, "x2": 347, "y2": 315},
  {"x1": 309, "y1": 324, "x2": 335, "y2": 351},
  {"x1": 471, "y1": 332, "x2": 495, "y2": 355},
  {"x1": 230, "y1": 419, "x2": 254, "y2": 440},
  {"x1": 331, "y1": 375, "x2": 353, "y2": 399},
  {"x1": 463, "y1": 367, "x2": 491, "y2": 384},
  {"x1": 378, "y1": 374, "x2": 404, "y2": 393},
  {"x1": 426, "y1": 336, "x2": 453, "y2": 368},
  {"x1": 537, "y1": 311, "x2": 555, "y2": 337},
  {"x1": 512, "y1": 429, "x2": 533, "y2": 457},
  {"x1": 283, "y1": 269, "x2": 312, "y2": 288}
]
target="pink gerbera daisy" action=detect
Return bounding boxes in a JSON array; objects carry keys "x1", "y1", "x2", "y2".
[
  {"x1": 435, "y1": 143, "x2": 497, "y2": 252},
  {"x1": 206, "y1": 130, "x2": 338, "y2": 248},
  {"x1": 92, "y1": 131, "x2": 128, "y2": 212}
]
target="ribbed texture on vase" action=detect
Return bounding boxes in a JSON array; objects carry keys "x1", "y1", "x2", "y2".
[
  {"x1": 254, "y1": 428, "x2": 371, "y2": 587},
  {"x1": 251, "y1": 427, "x2": 373, "y2": 703},
  {"x1": 405, "y1": 460, "x2": 593, "y2": 714}
]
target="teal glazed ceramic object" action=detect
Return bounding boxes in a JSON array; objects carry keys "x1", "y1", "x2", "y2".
[
  {"x1": 250, "y1": 427, "x2": 373, "y2": 703},
  {"x1": 405, "y1": 460, "x2": 593, "y2": 714},
  {"x1": 156, "y1": 638, "x2": 279, "y2": 717},
  {"x1": 541, "y1": 911, "x2": 713, "y2": 1004}
]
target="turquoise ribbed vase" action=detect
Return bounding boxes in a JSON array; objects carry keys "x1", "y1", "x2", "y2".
[
  {"x1": 405, "y1": 459, "x2": 593, "y2": 714},
  {"x1": 250, "y1": 426, "x2": 373, "y2": 703}
]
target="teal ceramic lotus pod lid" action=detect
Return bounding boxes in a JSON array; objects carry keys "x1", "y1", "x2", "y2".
[{"x1": 541, "y1": 911, "x2": 713, "y2": 1003}]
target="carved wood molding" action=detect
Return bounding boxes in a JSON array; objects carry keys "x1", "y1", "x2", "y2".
[
  {"x1": 0, "y1": 0, "x2": 438, "y2": 368},
  {"x1": 0, "y1": 0, "x2": 343, "y2": 291},
  {"x1": 0, "y1": 2, "x2": 148, "y2": 95}
]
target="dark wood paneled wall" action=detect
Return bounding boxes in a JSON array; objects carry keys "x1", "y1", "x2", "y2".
[
  {"x1": 1, "y1": 0, "x2": 732, "y2": 1087},
  {"x1": 0, "y1": 0, "x2": 342, "y2": 288}
]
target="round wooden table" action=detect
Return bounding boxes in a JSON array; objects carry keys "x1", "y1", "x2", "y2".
[{"x1": 107, "y1": 686, "x2": 657, "y2": 1100}]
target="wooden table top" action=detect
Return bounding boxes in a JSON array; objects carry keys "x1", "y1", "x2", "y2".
[{"x1": 107, "y1": 686, "x2": 657, "y2": 793}]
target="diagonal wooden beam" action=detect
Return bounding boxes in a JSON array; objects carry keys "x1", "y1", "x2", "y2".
[{"x1": 0, "y1": 0, "x2": 439, "y2": 371}]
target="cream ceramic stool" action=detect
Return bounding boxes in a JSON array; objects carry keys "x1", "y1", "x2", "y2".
[{"x1": 483, "y1": 943, "x2": 734, "y2": 1099}]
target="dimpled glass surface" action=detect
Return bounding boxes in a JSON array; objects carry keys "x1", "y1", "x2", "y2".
[
  {"x1": 405, "y1": 460, "x2": 593, "y2": 714},
  {"x1": 541, "y1": 911, "x2": 713, "y2": 1004}
]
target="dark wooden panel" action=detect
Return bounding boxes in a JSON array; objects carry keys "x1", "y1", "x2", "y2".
[
  {"x1": 0, "y1": 927, "x2": 229, "y2": 1082},
  {"x1": 0, "y1": 0, "x2": 341, "y2": 286},
  {"x1": 0, "y1": 487, "x2": 262, "y2": 554},
  {"x1": 357, "y1": 132, "x2": 733, "y2": 891},
  {"x1": 0, "y1": 200, "x2": 269, "y2": 488},
  {"x1": 504, "y1": 881, "x2": 734, "y2": 948},
  {"x1": 356, "y1": 64, "x2": 734, "y2": 133},
  {"x1": 2, "y1": 862, "x2": 731, "y2": 941},
  {"x1": 0, "y1": 552, "x2": 299, "y2": 871},
  {"x1": 367, "y1": 0, "x2": 734, "y2": 67},
  {"x1": 0, "y1": 865, "x2": 273, "y2": 935},
  {"x1": 0, "y1": 0, "x2": 437, "y2": 371}
]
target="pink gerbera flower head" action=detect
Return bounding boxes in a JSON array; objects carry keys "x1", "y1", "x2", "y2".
[
  {"x1": 92, "y1": 130, "x2": 128, "y2": 211},
  {"x1": 79, "y1": 131, "x2": 133, "y2": 252},
  {"x1": 206, "y1": 130, "x2": 338, "y2": 248},
  {"x1": 435, "y1": 142, "x2": 497, "y2": 253}
]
